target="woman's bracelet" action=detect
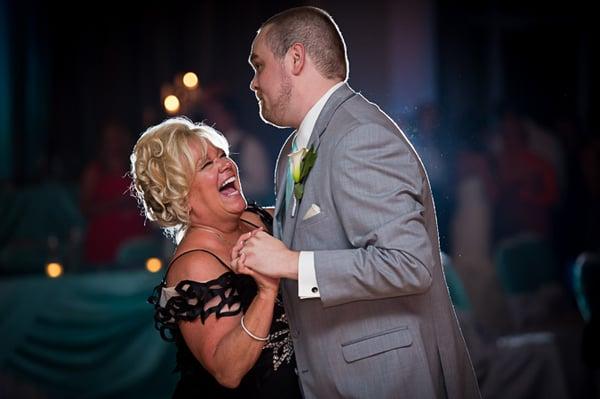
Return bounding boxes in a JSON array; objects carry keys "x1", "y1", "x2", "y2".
[{"x1": 240, "y1": 315, "x2": 269, "y2": 341}]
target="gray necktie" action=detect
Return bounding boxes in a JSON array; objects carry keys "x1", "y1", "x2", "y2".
[{"x1": 282, "y1": 139, "x2": 298, "y2": 228}]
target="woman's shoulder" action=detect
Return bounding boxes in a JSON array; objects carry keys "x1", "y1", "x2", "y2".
[
  {"x1": 241, "y1": 210, "x2": 265, "y2": 228},
  {"x1": 149, "y1": 251, "x2": 247, "y2": 340},
  {"x1": 242, "y1": 203, "x2": 273, "y2": 231},
  {"x1": 165, "y1": 248, "x2": 230, "y2": 288}
]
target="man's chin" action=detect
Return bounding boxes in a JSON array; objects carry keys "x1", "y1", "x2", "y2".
[{"x1": 259, "y1": 111, "x2": 289, "y2": 129}]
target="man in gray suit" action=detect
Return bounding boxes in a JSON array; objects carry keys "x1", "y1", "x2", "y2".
[{"x1": 231, "y1": 6, "x2": 480, "y2": 398}]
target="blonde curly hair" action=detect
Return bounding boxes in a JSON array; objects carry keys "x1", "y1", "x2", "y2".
[{"x1": 130, "y1": 117, "x2": 229, "y2": 242}]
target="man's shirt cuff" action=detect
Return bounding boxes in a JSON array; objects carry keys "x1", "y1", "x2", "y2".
[{"x1": 298, "y1": 251, "x2": 320, "y2": 298}]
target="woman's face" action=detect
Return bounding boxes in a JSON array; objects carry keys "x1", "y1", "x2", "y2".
[{"x1": 187, "y1": 139, "x2": 246, "y2": 225}]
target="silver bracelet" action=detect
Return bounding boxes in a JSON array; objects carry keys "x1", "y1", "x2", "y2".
[{"x1": 240, "y1": 315, "x2": 269, "y2": 341}]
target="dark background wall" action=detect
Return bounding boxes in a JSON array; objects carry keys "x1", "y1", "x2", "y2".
[{"x1": 0, "y1": 0, "x2": 595, "y2": 183}]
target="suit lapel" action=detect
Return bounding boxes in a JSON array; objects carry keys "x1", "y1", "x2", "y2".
[
  {"x1": 273, "y1": 132, "x2": 295, "y2": 239},
  {"x1": 306, "y1": 83, "x2": 356, "y2": 152},
  {"x1": 282, "y1": 83, "x2": 357, "y2": 247}
]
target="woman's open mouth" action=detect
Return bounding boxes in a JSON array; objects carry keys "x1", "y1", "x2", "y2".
[{"x1": 219, "y1": 176, "x2": 239, "y2": 197}]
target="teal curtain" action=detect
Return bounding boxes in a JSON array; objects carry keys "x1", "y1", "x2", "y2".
[
  {"x1": 0, "y1": 5, "x2": 49, "y2": 182},
  {"x1": 0, "y1": 183, "x2": 86, "y2": 274},
  {"x1": 0, "y1": 270, "x2": 177, "y2": 398},
  {"x1": 23, "y1": 12, "x2": 48, "y2": 180},
  {"x1": 0, "y1": 1, "x2": 12, "y2": 180}
]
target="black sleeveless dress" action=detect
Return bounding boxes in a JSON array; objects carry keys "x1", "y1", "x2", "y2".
[{"x1": 148, "y1": 205, "x2": 302, "y2": 398}]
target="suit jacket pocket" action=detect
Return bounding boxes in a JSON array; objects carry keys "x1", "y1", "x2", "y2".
[
  {"x1": 341, "y1": 326, "x2": 412, "y2": 363},
  {"x1": 296, "y1": 209, "x2": 328, "y2": 229}
]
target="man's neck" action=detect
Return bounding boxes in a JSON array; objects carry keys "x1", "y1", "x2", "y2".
[
  {"x1": 292, "y1": 78, "x2": 342, "y2": 128},
  {"x1": 294, "y1": 81, "x2": 345, "y2": 148}
]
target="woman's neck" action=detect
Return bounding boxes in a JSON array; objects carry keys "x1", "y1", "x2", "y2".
[{"x1": 187, "y1": 220, "x2": 248, "y2": 247}]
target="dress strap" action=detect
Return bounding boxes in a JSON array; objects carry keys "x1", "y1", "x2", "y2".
[
  {"x1": 244, "y1": 202, "x2": 274, "y2": 234},
  {"x1": 166, "y1": 248, "x2": 229, "y2": 278},
  {"x1": 241, "y1": 218, "x2": 262, "y2": 229}
]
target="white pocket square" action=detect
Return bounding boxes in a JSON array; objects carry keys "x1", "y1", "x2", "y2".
[{"x1": 302, "y1": 204, "x2": 321, "y2": 221}]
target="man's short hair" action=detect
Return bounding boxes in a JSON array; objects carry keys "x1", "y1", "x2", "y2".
[{"x1": 261, "y1": 6, "x2": 348, "y2": 81}]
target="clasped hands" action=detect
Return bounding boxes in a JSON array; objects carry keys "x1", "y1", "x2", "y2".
[{"x1": 230, "y1": 229, "x2": 299, "y2": 284}]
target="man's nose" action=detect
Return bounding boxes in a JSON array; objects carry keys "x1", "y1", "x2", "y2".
[{"x1": 250, "y1": 76, "x2": 258, "y2": 92}]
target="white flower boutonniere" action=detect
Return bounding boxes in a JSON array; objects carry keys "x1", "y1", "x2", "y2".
[{"x1": 288, "y1": 145, "x2": 317, "y2": 216}]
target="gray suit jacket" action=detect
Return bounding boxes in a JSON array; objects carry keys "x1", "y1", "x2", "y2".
[{"x1": 274, "y1": 84, "x2": 480, "y2": 398}]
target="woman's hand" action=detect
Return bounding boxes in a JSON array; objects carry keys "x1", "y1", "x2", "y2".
[
  {"x1": 231, "y1": 229, "x2": 279, "y2": 297},
  {"x1": 231, "y1": 230, "x2": 299, "y2": 280}
]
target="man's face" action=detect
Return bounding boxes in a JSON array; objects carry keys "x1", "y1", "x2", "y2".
[{"x1": 249, "y1": 30, "x2": 292, "y2": 128}]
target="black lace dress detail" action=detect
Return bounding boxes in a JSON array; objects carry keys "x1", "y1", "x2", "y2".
[
  {"x1": 148, "y1": 205, "x2": 300, "y2": 399},
  {"x1": 150, "y1": 271, "x2": 255, "y2": 342}
]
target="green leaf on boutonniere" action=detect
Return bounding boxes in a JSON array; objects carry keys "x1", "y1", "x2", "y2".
[
  {"x1": 292, "y1": 146, "x2": 317, "y2": 201},
  {"x1": 298, "y1": 147, "x2": 317, "y2": 181},
  {"x1": 294, "y1": 183, "x2": 304, "y2": 200}
]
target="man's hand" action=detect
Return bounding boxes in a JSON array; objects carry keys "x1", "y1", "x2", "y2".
[{"x1": 231, "y1": 230, "x2": 299, "y2": 280}]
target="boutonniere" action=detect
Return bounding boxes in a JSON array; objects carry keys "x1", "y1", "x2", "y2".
[{"x1": 288, "y1": 145, "x2": 317, "y2": 217}]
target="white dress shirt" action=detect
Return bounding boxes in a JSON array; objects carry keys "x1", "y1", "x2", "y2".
[{"x1": 294, "y1": 81, "x2": 344, "y2": 299}]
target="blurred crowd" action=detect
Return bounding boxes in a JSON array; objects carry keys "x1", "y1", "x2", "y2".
[
  {"x1": 0, "y1": 95, "x2": 598, "y2": 397},
  {"x1": 409, "y1": 102, "x2": 599, "y2": 397},
  {"x1": 0, "y1": 88, "x2": 273, "y2": 274}
]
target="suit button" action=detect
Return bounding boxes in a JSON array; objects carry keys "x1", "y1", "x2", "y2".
[{"x1": 311, "y1": 287, "x2": 318, "y2": 293}]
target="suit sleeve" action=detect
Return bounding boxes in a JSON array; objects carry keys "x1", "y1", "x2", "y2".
[{"x1": 314, "y1": 123, "x2": 434, "y2": 307}]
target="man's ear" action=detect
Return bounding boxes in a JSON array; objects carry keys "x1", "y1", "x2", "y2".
[{"x1": 288, "y1": 43, "x2": 305, "y2": 76}]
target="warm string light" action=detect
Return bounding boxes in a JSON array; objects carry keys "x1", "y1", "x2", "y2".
[
  {"x1": 163, "y1": 95, "x2": 180, "y2": 114},
  {"x1": 46, "y1": 262, "x2": 63, "y2": 278},
  {"x1": 146, "y1": 257, "x2": 162, "y2": 273},
  {"x1": 161, "y1": 71, "x2": 200, "y2": 114},
  {"x1": 182, "y1": 72, "x2": 198, "y2": 89}
]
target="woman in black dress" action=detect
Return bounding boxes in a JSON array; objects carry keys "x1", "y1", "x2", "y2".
[{"x1": 130, "y1": 117, "x2": 301, "y2": 398}]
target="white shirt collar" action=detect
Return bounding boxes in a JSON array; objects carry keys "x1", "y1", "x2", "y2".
[{"x1": 294, "y1": 81, "x2": 345, "y2": 149}]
